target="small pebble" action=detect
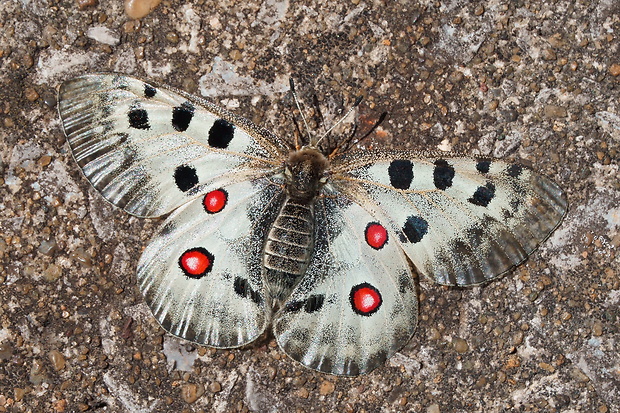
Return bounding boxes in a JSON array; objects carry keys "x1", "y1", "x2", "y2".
[
  {"x1": 427, "y1": 327, "x2": 441, "y2": 341},
  {"x1": 125, "y1": 0, "x2": 162, "y2": 19},
  {"x1": 14, "y1": 388, "x2": 26, "y2": 402},
  {"x1": 166, "y1": 32, "x2": 179, "y2": 44},
  {"x1": 22, "y1": 54, "x2": 34, "y2": 68},
  {"x1": 427, "y1": 403, "x2": 441, "y2": 413},
  {"x1": 39, "y1": 241, "x2": 59, "y2": 258},
  {"x1": 452, "y1": 337, "x2": 469, "y2": 353},
  {"x1": 505, "y1": 355, "x2": 521, "y2": 369},
  {"x1": 539, "y1": 362, "x2": 555, "y2": 373},
  {"x1": 543, "y1": 105, "x2": 567, "y2": 118},
  {"x1": 319, "y1": 380, "x2": 335, "y2": 395},
  {"x1": 53, "y1": 399, "x2": 67, "y2": 412},
  {"x1": 512, "y1": 331, "x2": 524, "y2": 346},
  {"x1": 43, "y1": 92, "x2": 57, "y2": 108},
  {"x1": 77, "y1": 0, "x2": 98, "y2": 10},
  {"x1": 208, "y1": 381, "x2": 221, "y2": 393},
  {"x1": 542, "y1": 48, "x2": 557, "y2": 60},
  {"x1": 569, "y1": 367, "x2": 590, "y2": 382},
  {"x1": 49, "y1": 350, "x2": 66, "y2": 371},
  {"x1": 24, "y1": 87, "x2": 39, "y2": 102},
  {"x1": 296, "y1": 387, "x2": 309, "y2": 398},
  {"x1": 592, "y1": 321, "x2": 603, "y2": 336},
  {"x1": 37, "y1": 155, "x2": 52, "y2": 167},
  {"x1": 181, "y1": 383, "x2": 204, "y2": 403}
]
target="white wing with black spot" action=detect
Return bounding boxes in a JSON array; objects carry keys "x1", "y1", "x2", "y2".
[
  {"x1": 138, "y1": 178, "x2": 284, "y2": 347},
  {"x1": 273, "y1": 190, "x2": 417, "y2": 376},
  {"x1": 331, "y1": 151, "x2": 567, "y2": 286},
  {"x1": 58, "y1": 73, "x2": 287, "y2": 217}
]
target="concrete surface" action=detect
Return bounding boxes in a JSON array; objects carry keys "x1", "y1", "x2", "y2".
[{"x1": 0, "y1": 0, "x2": 618, "y2": 411}]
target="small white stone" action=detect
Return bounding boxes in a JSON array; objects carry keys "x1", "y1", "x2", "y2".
[{"x1": 86, "y1": 26, "x2": 120, "y2": 46}]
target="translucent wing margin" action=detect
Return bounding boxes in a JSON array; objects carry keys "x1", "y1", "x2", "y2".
[
  {"x1": 331, "y1": 150, "x2": 567, "y2": 286},
  {"x1": 138, "y1": 178, "x2": 285, "y2": 347},
  {"x1": 58, "y1": 73, "x2": 288, "y2": 217},
  {"x1": 274, "y1": 192, "x2": 417, "y2": 376}
]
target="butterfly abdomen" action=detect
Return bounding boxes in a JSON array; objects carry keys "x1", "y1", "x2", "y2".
[{"x1": 264, "y1": 198, "x2": 315, "y2": 301}]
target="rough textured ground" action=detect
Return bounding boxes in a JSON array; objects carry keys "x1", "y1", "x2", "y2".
[{"x1": 1, "y1": 0, "x2": 619, "y2": 412}]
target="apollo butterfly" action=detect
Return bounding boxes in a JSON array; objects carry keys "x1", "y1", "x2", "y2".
[{"x1": 58, "y1": 73, "x2": 567, "y2": 376}]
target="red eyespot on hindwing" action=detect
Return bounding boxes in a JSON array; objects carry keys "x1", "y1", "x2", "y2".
[
  {"x1": 203, "y1": 189, "x2": 228, "y2": 213},
  {"x1": 350, "y1": 283, "x2": 382, "y2": 316},
  {"x1": 179, "y1": 247, "x2": 214, "y2": 279},
  {"x1": 365, "y1": 222, "x2": 388, "y2": 250}
]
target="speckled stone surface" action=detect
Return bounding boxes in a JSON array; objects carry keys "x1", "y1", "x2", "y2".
[{"x1": 0, "y1": 1, "x2": 618, "y2": 412}]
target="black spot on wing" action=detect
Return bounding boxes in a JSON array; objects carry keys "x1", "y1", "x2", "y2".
[
  {"x1": 388, "y1": 160, "x2": 414, "y2": 190},
  {"x1": 284, "y1": 295, "x2": 325, "y2": 314},
  {"x1": 476, "y1": 159, "x2": 491, "y2": 174},
  {"x1": 285, "y1": 300, "x2": 304, "y2": 313},
  {"x1": 172, "y1": 101, "x2": 195, "y2": 132},
  {"x1": 433, "y1": 159, "x2": 455, "y2": 190},
  {"x1": 208, "y1": 119, "x2": 235, "y2": 149},
  {"x1": 469, "y1": 182, "x2": 496, "y2": 207},
  {"x1": 233, "y1": 277, "x2": 262, "y2": 305},
  {"x1": 128, "y1": 105, "x2": 150, "y2": 129},
  {"x1": 144, "y1": 84, "x2": 156, "y2": 98},
  {"x1": 304, "y1": 295, "x2": 325, "y2": 313},
  {"x1": 174, "y1": 164, "x2": 199, "y2": 192},
  {"x1": 401, "y1": 215, "x2": 428, "y2": 243},
  {"x1": 507, "y1": 164, "x2": 523, "y2": 178}
]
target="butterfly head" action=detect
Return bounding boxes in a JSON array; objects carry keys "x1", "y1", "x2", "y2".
[{"x1": 284, "y1": 147, "x2": 329, "y2": 202}]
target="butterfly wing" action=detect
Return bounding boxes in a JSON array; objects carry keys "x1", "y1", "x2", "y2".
[
  {"x1": 58, "y1": 73, "x2": 287, "y2": 217},
  {"x1": 331, "y1": 151, "x2": 567, "y2": 286},
  {"x1": 58, "y1": 73, "x2": 290, "y2": 346},
  {"x1": 273, "y1": 191, "x2": 417, "y2": 376},
  {"x1": 138, "y1": 178, "x2": 285, "y2": 347}
]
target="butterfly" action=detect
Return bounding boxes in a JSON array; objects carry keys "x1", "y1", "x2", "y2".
[{"x1": 58, "y1": 73, "x2": 567, "y2": 376}]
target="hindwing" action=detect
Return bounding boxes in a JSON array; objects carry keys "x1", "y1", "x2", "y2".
[
  {"x1": 274, "y1": 190, "x2": 417, "y2": 376},
  {"x1": 138, "y1": 178, "x2": 284, "y2": 347}
]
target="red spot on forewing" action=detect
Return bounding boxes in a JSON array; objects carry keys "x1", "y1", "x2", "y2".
[
  {"x1": 350, "y1": 283, "x2": 382, "y2": 316},
  {"x1": 179, "y1": 247, "x2": 214, "y2": 278},
  {"x1": 203, "y1": 189, "x2": 228, "y2": 213},
  {"x1": 365, "y1": 222, "x2": 388, "y2": 249}
]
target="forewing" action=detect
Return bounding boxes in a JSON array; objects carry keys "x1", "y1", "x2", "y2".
[
  {"x1": 332, "y1": 151, "x2": 567, "y2": 286},
  {"x1": 138, "y1": 178, "x2": 284, "y2": 347},
  {"x1": 58, "y1": 73, "x2": 287, "y2": 217},
  {"x1": 273, "y1": 193, "x2": 417, "y2": 376}
]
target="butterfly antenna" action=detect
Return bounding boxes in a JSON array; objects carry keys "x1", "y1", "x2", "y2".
[
  {"x1": 312, "y1": 94, "x2": 329, "y2": 150},
  {"x1": 315, "y1": 95, "x2": 363, "y2": 149},
  {"x1": 289, "y1": 78, "x2": 312, "y2": 146},
  {"x1": 329, "y1": 111, "x2": 387, "y2": 157},
  {"x1": 291, "y1": 115, "x2": 303, "y2": 150}
]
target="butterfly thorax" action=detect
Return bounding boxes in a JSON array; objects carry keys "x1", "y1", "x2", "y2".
[
  {"x1": 283, "y1": 147, "x2": 329, "y2": 202},
  {"x1": 263, "y1": 147, "x2": 329, "y2": 304}
]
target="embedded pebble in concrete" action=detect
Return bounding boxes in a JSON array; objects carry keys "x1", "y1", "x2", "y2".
[{"x1": 125, "y1": 0, "x2": 162, "y2": 19}]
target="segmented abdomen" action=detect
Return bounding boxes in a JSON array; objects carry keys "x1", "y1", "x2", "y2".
[{"x1": 264, "y1": 198, "x2": 314, "y2": 300}]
